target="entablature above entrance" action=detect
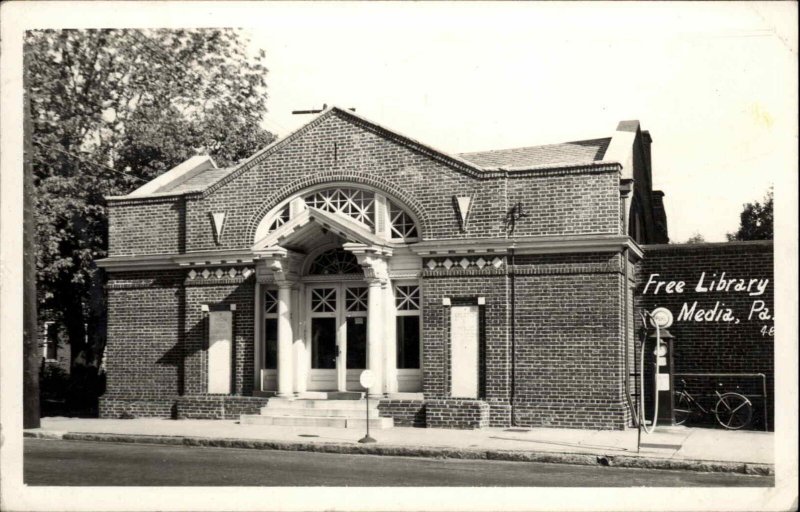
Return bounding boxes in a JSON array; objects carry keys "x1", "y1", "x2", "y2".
[{"x1": 410, "y1": 234, "x2": 643, "y2": 259}]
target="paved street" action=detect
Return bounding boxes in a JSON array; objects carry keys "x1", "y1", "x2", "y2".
[{"x1": 25, "y1": 439, "x2": 772, "y2": 487}]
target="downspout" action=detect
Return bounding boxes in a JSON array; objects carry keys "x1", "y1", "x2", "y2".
[
  {"x1": 503, "y1": 169, "x2": 516, "y2": 426},
  {"x1": 620, "y1": 178, "x2": 637, "y2": 427},
  {"x1": 509, "y1": 246, "x2": 516, "y2": 426},
  {"x1": 623, "y1": 246, "x2": 638, "y2": 426}
]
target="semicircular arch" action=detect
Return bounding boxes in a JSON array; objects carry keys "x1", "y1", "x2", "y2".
[{"x1": 246, "y1": 172, "x2": 430, "y2": 244}]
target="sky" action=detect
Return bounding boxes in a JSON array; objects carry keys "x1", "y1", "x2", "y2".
[
  {"x1": 238, "y1": 2, "x2": 797, "y2": 243},
  {"x1": 1, "y1": 1, "x2": 796, "y2": 244}
]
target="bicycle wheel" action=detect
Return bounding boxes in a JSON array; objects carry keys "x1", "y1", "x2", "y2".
[
  {"x1": 714, "y1": 392, "x2": 753, "y2": 430},
  {"x1": 673, "y1": 392, "x2": 691, "y2": 426}
]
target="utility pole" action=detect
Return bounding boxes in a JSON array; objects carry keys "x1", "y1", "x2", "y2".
[{"x1": 23, "y1": 45, "x2": 41, "y2": 429}]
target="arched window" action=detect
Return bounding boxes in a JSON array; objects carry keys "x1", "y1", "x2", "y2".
[
  {"x1": 259, "y1": 186, "x2": 419, "y2": 241},
  {"x1": 308, "y1": 248, "x2": 361, "y2": 275},
  {"x1": 268, "y1": 205, "x2": 290, "y2": 232},
  {"x1": 304, "y1": 188, "x2": 376, "y2": 228},
  {"x1": 388, "y1": 200, "x2": 418, "y2": 239}
]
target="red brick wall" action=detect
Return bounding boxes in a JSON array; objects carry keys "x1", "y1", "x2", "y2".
[
  {"x1": 506, "y1": 170, "x2": 621, "y2": 237},
  {"x1": 426, "y1": 399, "x2": 490, "y2": 429},
  {"x1": 418, "y1": 253, "x2": 630, "y2": 430},
  {"x1": 104, "y1": 270, "x2": 185, "y2": 401},
  {"x1": 420, "y1": 272, "x2": 510, "y2": 401},
  {"x1": 98, "y1": 112, "x2": 622, "y2": 254},
  {"x1": 108, "y1": 197, "x2": 185, "y2": 256},
  {"x1": 101, "y1": 269, "x2": 256, "y2": 417},
  {"x1": 511, "y1": 252, "x2": 628, "y2": 429},
  {"x1": 378, "y1": 399, "x2": 426, "y2": 427},
  {"x1": 183, "y1": 277, "x2": 255, "y2": 396},
  {"x1": 176, "y1": 395, "x2": 269, "y2": 419},
  {"x1": 636, "y1": 241, "x2": 774, "y2": 429}
]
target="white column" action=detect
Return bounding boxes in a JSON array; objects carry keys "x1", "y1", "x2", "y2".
[
  {"x1": 292, "y1": 286, "x2": 307, "y2": 394},
  {"x1": 383, "y1": 281, "x2": 398, "y2": 394},
  {"x1": 253, "y1": 281, "x2": 262, "y2": 392},
  {"x1": 366, "y1": 278, "x2": 384, "y2": 398},
  {"x1": 277, "y1": 283, "x2": 294, "y2": 397}
]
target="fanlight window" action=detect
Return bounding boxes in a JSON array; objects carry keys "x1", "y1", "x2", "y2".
[
  {"x1": 262, "y1": 187, "x2": 419, "y2": 240},
  {"x1": 268, "y1": 205, "x2": 290, "y2": 232},
  {"x1": 304, "y1": 188, "x2": 375, "y2": 228},
  {"x1": 308, "y1": 248, "x2": 362, "y2": 275},
  {"x1": 388, "y1": 201, "x2": 418, "y2": 239}
]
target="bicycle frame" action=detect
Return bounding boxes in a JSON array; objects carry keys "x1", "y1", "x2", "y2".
[{"x1": 675, "y1": 380, "x2": 753, "y2": 429}]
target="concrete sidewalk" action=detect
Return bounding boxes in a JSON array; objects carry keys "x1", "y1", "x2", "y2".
[{"x1": 24, "y1": 417, "x2": 774, "y2": 475}]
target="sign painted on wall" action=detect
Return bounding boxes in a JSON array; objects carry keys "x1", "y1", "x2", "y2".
[{"x1": 642, "y1": 272, "x2": 773, "y2": 335}]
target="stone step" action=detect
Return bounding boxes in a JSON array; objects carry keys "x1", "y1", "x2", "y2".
[
  {"x1": 326, "y1": 391, "x2": 364, "y2": 400},
  {"x1": 258, "y1": 407, "x2": 382, "y2": 418},
  {"x1": 265, "y1": 399, "x2": 371, "y2": 411},
  {"x1": 240, "y1": 414, "x2": 393, "y2": 429},
  {"x1": 295, "y1": 391, "x2": 364, "y2": 400}
]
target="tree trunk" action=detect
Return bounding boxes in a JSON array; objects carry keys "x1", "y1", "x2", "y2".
[
  {"x1": 63, "y1": 295, "x2": 88, "y2": 370},
  {"x1": 23, "y1": 49, "x2": 41, "y2": 429}
]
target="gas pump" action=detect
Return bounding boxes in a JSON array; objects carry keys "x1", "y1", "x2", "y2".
[{"x1": 638, "y1": 307, "x2": 675, "y2": 434}]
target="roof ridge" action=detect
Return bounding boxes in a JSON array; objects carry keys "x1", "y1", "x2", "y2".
[{"x1": 458, "y1": 137, "x2": 612, "y2": 156}]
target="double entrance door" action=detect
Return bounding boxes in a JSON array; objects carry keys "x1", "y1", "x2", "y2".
[{"x1": 307, "y1": 283, "x2": 368, "y2": 391}]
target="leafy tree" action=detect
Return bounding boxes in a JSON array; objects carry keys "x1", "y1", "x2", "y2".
[
  {"x1": 727, "y1": 187, "x2": 774, "y2": 241},
  {"x1": 25, "y1": 29, "x2": 275, "y2": 371},
  {"x1": 685, "y1": 232, "x2": 707, "y2": 244}
]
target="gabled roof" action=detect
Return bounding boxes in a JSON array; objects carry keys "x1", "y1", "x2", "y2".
[
  {"x1": 158, "y1": 166, "x2": 237, "y2": 194},
  {"x1": 124, "y1": 155, "x2": 219, "y2": 198},
  {"x1": 111, "y1": 107, "x2": 631, "y2": 201},
  {"x1": 458, "y1": 138, "x2": 611, "y2": 168}
]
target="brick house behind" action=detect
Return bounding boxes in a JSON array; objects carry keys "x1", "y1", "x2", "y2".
[{"x1": 96, "y1": 106, "x2": 667, "y2": 429}]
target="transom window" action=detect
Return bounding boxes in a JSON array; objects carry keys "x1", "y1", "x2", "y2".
[
  {"x1": 395, "y1": 284, "x2": 421, "y2": 369},
  {"x1": 264, "y1": 289, "x2": 279, "y2": 314},
  {"x1": 395, "y1": 285, "x2": 421, "y2": 311},
  {"x1": 311, "y1": 288, "x2": 337, "y2": 313},
  {"x1": 263, "y1": 290, "x2": 279, "y2": 370},
  {"x1": 308, "y1": 248, "x2": 362, "y2": 275},
  {"x1": 261, "y1": 187, "x2": 419, "y2": 241},
  {"x1": 345, "y1": 287, "x2": 368, "y2": 312}
]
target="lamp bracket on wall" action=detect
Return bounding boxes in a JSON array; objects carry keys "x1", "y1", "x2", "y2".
[{"x1": 503, "y1": 202, "x2": 528, "y2": 234}]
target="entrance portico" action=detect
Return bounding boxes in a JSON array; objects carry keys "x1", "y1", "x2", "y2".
[{"x1": 252, "y1": 205, "x2": 410, "y2": 398}]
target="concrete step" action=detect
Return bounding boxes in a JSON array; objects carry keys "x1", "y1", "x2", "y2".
[
  {"x1": 240, "y1": 414, "x2": 393, "y2": 429},
  {"x1": 258, "y1": 407, "x2": 382, "y2": 418},
  {"x1": 265, "y1": 399, "x2": 371, "y2": 411},
  {"x1": 295, "y1": 392, "x2": 364, "y2": 400},
  {"x1": 326, "y1": 391, "x2": 364, "y2": 400}
]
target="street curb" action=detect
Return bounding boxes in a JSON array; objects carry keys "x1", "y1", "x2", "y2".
[
  {"x1": 34, "y1": 431, "x2": 773, "y2": 476},
  {"x1": 24, "y1": 430, "x2": 66, "y2": 440}
]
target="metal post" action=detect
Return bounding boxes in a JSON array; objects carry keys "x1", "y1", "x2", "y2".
[{"x1": 358, "y1": 392, "x2": 376, "y2": 444}]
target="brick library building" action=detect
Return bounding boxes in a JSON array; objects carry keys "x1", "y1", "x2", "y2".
[{"x1": 97, "y1": 106, "x2": 671, "y2": 430}]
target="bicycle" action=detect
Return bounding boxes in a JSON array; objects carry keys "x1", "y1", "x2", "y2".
[{"x1": 673, "y1": 379, "x2": 753, "y2": 430}]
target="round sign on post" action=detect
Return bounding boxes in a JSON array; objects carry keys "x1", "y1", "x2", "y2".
[
  {"x1": 358, "y1": 370, "x2": 377, "y2": 444},
  {"x1": 650, "y1": 307, "x2": 674, "y2": 329},
  {"x1": 359, "y1": 370, "x2": 375, "y2": 389}
]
